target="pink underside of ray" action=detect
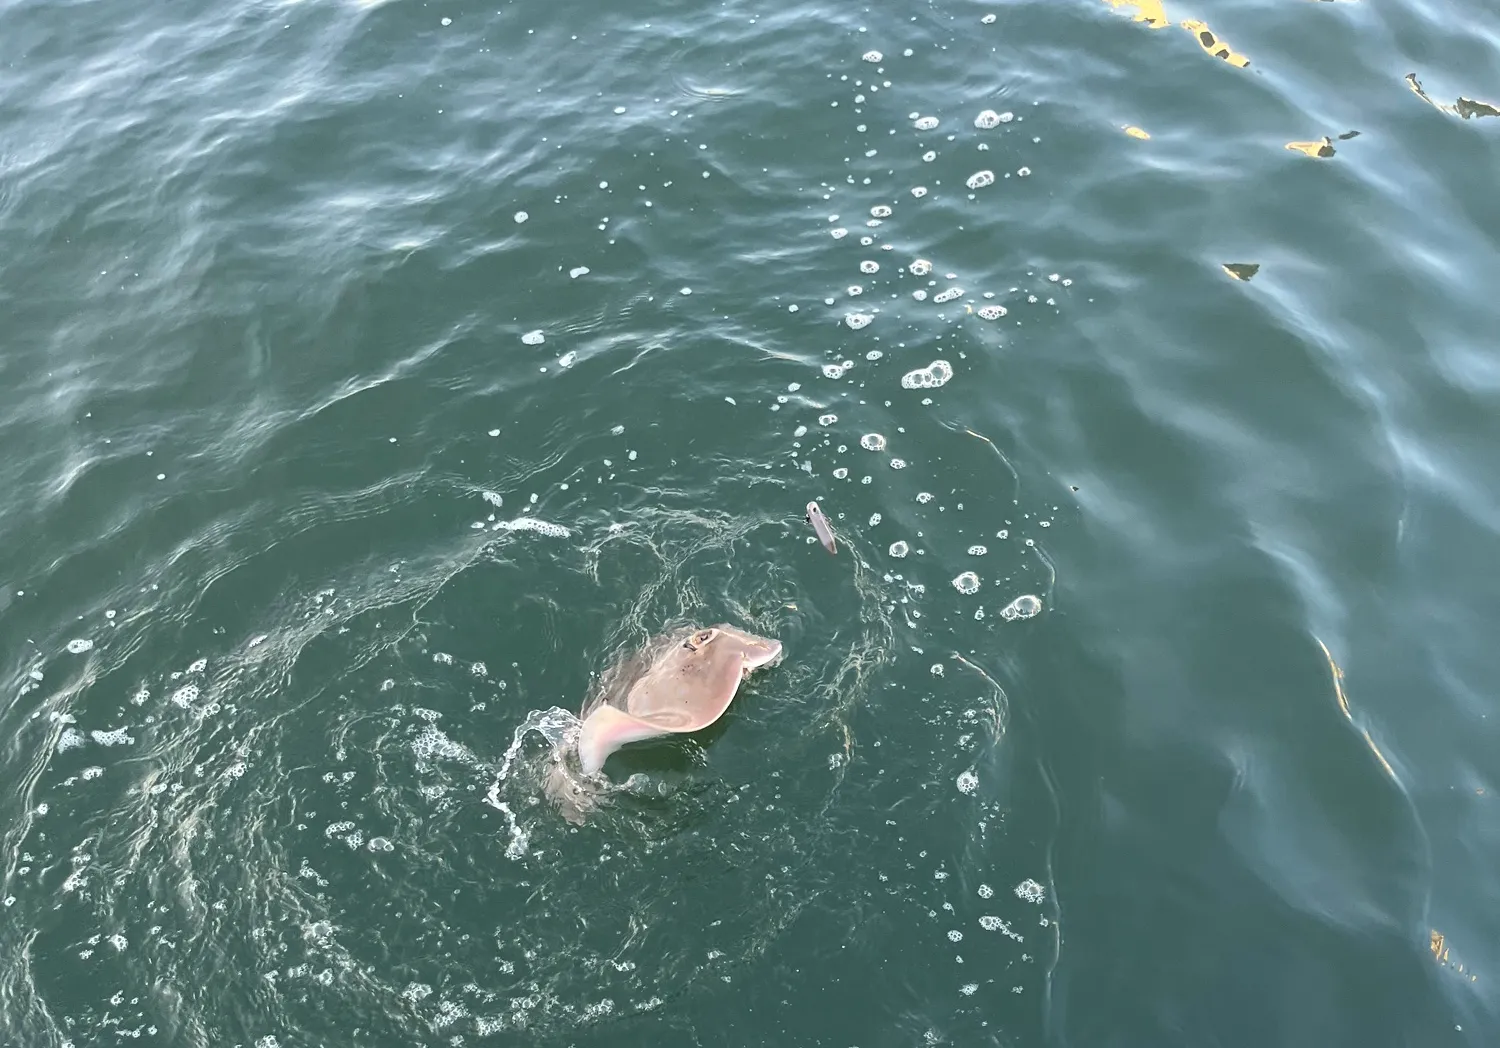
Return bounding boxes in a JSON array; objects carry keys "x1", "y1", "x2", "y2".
[{"x1": 577, "y1": 704, "x2": 676, "y2": 775}]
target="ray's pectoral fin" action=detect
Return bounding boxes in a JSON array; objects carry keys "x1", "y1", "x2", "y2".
[{"x1": 576, "y1": 704, "x2": 676, "y2": 776}]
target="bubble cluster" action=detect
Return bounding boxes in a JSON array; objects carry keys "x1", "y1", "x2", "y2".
[
  {"x1": 870, "y1": 205, "x2": 892, "y2": 218},
  {"x1": 90, "y1": 729, "x2": 134, "y2": 746},
  {"x1": 976, "y1": 305, "x2": 1007, "y2": 320},
  {"x1": 956, "y1": 769, "x2": 979, "y2": 794},
  {"x1": 1014, "y1": 879, "x2": 1046, "y2": 904},
  {"x1": 900, "y1": 360, "x2": 954, "y2": 389},
  {"x1": 818, "y1": 413, "x2": 838, "y2": 426},
  {"x1": 822, "y1": 362, "x2": 849, "y2": 379},
  {"x1": 860, "y1": 260, "x2": 880, "y2": 273},
  {"x1": 830, "y1": 227, "x2": 849, "y2": 239},
  {"x1": 859, "y1": 433, "x2": 887, "y2": 451},
  {"x1": 510, "y1": 518, "x2": 571, "y2": 537},
  {"x1": 888, "y1": 540, "x2": 910, "y2": 558},
  {"x1": 862, "y1": 50, "x2": 883, "y2": 63},
  {"x1": 66, "y1": 638, "x2": 94, "y2": 654},
  {"x1": 909, "y1": 259, "x2": 932, "y2": 276},
  {"x1": 844, "y1": 312, "x2": 873, "y2": 330},
  {"x1": 967, "y1": 545, "x2": 988, "y2": 556},
  {"x1": 170, "y1": 684, "x2": 200, "y2": 707},
  {"x1": 911, "y1": 186, "x2": 927, "y2": 198},
  {"x1": 521, "y1": 330, "x2": 545, "y2": 346},
  {"x1": 980, "y1": 916, "x2": 1024, "y2": 942},
  {"x1": 1000, "y1": 594, "x2": 1043, "y2": 620},
  {"x1": 974, "y1": 110, "x2": 1002, "y2": 129},
  {"x1": 951, "y1": 572, "x2": 981, "y2": 595},
  {"x1": 914, "y1": 115, "x2": 939, "y2": 130},
  {"x1": 966, "y1": 170, "x2": 996, "y2": 190},
  {"x1": 933, "y1": 287, "x2": 963, "y2": 304}
]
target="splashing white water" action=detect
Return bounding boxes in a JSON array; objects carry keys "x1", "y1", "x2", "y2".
[{"x1": 486, "y1": 707, "x2": 580, "y2": 860}]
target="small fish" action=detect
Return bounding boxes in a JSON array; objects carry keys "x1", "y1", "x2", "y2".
[{"x1": 805, "y1": 501, "x2": 837, "y2": 554}]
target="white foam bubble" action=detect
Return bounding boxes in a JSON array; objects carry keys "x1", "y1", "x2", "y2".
[
  {"x1": 1014, "y1": 879, "x2": 1046, "y2": 904},
  {"x1": 1017, "y1": 165, "x2": 1031, "y2": 176},
  {"x1": 91, "y1": 728, "x2": 134, "y2": 747},
  {"x1": 909, "y1": 259, "x2": 932, "y2": 276},
  {"x1": 890, "y1": 457, "x2": 907, "y2": 469},
  {"x1": 961, "y1": 982, "x2": 978, "y2": 995},
  {"x1": 914, "y1": 116, "x2": 939, "y2": 130},
  {"x1": 981, "y1": 13, "x2": 997, "y2": 23},
  {"x1": 65, "y1": 638, "x2": 93, "y2": 654},
  {"x1": 977, "y1": 883, "x2": 994, "y2": 898},
  {"x1": 862, "y1": 50, "x2": 883, "y2": 62},
  {"x1": 830, "y1": 227, "x2": 848, "y2": 239},
  {"x1": 980, "y1": 915, "x2": 1024, "y2": 941},
  {"x1": 911, "y1": 186, "x2": 928, "y2": 198},
  {"x1": 912, "y1": 289, "x2": 928, "y2": 301},
  {"x1": 492, "y1": 517, "x2": 572, "y2": 538},
  {"x1": 870, "y1": 205, "x2": 892, "y2": 218},
  {"x1": 823, "y1": 363, "x2": 849, "y2": 379},
  {"x1": 569, "y1": 266, "x2": 590, "y2": 279},
  {"x1": 974, "y1": 110, "x2": 1002, "y2": 129},
  {"x1": 514, "y1": 211, "x2": 529, "y2": 223},
  {"x1": 844, "y1": 312, "x2": 873, "y2": 330},
  {"x1": 412, "y1": 725, "x2": 474, "y2": 765},
  {"x1": 1000, "y1": 594, "x2": 1043, "y2": 620},
  {"x1": 521, "y1": 330, "x2": 545, "y2": 346},
  {"x1": 869, "y1": 512, "x2": 882, "y2": 525},
  {"x1": 933, "y1": 287, "x2": 963, "y2": 303},
  {"x1": 170, "y1": 684, "x2": 199, "y2": 707},
  {"x1": 952, "y1": 572, "x2": 981, "y2": 594},
  {"x1": 957, "y1": 769, "x2": 978, "y2": 794},
  {"x1": 967, "y1": 545, "x2": 989, "y2": 556},
  {"x1": 900, "y1": 360, "x2": 954, "y2": 389},
  {"x1": 966, "y1": 170, "x2": 996, "y2": 190},
  {"x1": 58, "y1": 728, "x2": 85, "y2": 751},
  {"x1": 947, "y1": 929, "x2": 963, "y2": 942},
  {"x1": 860, "y1": 260, "x2": 879, "y2": 273},
  {"x1": 846, "y1": 285, "x2": 863, "y2": 296},
  {"x1": 888, "y1": 541, "x2": 909, "y2": 558},
  {"x1": 368, "y1": 837, "x2": 394, "y2": 852},
  {"x1": 977, "y1": 305, "x2": 1006, "y2": 320},
  {"x1": 859, "y1": 433, "x2": 887, "y2": 451},
  {"x1": 818, "y1": 413, "x2": 838, "y2": 426}
]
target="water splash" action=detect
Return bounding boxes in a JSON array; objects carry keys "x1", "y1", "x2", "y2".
[{"x1": 486, "y1": 706, "x2": 580, "y2": 859}]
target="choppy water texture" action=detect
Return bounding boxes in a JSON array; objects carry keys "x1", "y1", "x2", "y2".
[{"x1": 3, "y1": 0, "x2": 1499, "y2": 1044}]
